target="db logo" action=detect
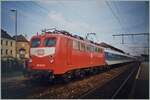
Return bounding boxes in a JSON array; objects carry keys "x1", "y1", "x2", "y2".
[{"x1": 37, "y1": 49, "x2": 44, "y2": 55}]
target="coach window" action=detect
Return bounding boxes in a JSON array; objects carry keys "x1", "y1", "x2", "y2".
[
  {"x1": 73, "y1": 40, "x2": 78, "y2": 50},
  {"x1": 44, "y1": 38, "x2": 56, "y2": 47},
  {"x1": 31, "y1": 38, "x2": 40, "y2": 47}
]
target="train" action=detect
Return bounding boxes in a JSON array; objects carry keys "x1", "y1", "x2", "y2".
[{"x1": 26, "y1": 29, "x2": 136, "y2": 81}]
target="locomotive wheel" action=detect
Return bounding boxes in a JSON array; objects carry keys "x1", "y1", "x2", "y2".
[
  {"x1": 89, "y1": 69, "x2": 95, "y2": 75},
  {"x1": 74, "y1": 70, "x2": 85, "y2": 79},
  {"x1": 93, "y1": 68, "x2": 99, "y2": 74},
  {"x1": 62, "y1": 73, "x2": 72, "y2": 83}
]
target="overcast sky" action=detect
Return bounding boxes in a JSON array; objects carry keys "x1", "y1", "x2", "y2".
[{"x1": 1, "y1": 0, "x2": 149, "y2": 56}]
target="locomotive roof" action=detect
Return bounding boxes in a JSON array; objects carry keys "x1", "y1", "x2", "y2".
[
  {"x1": 32, "y1": 30, "x2": 103, "y2": 48},
  {"x1": 31, "y1": 29, "x2": 127, "y2": 55}
]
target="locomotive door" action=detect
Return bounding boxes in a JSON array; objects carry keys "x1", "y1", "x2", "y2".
[{"x1": 67, "y1": 39, "x2": 72, "y2": 65}]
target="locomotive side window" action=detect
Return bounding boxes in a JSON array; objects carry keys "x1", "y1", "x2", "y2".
[
  {"x1": 78, "y1": 41, "x2": 80, "y2": 50},
  {"x1": 31, "y1": 38, "x2": 40, "y2": 47},
  {"x1": 91, "y1": 46, "x2": 94, "y2": 52},
  {"x1": 98, "y1": 48, "x2": 103, "y2": 53},
  {"x1": 80, "y1": 43, "x2": 85, "y2": 51},
  {"x1": 44, "y1": 38, "x2": 56, "y2": 47},
  {"x1": 73, "y1": 40, "x2": 78, "y2": 50},
  {"x1": 87, "y1": 45, "x2": 91, "y2": 52}
]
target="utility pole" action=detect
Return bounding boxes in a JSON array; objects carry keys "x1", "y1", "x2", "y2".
[
  {"x1": 112, "y1": 33, "x2": 149, "y2": 55},
  {"x1": 10, "y1": 9, "x2": 17, "y2": 58}
]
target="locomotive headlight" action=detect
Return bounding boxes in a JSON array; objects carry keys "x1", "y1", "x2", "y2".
[
  {"x1": 50, "y1": 59, "x2": 54, "y2": 63},
  {"x1": 49, "y1": 55, "x2": 54, "y2": 63}
]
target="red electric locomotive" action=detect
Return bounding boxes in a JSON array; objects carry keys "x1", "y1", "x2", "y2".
[{"x1": 27, "y1": 29, "x2": 106, "y2": 81}]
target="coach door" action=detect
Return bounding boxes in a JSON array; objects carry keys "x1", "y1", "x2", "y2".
[{"x1": 67, "y1": 39, "x2": 72, "y2": 65}]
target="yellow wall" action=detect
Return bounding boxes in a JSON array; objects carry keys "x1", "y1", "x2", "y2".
[
  {"x1": 16, "y1": 41, "x2": 30, "y2": 59},
  {"x1": 1, "y1": 38, "x2": 16, "y2": 59}
]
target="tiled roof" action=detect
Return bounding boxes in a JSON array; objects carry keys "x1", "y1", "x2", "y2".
[
  {"x1": 1, "y1": 29, "x2": 15, "y2": 40},
  {"x1": 13, "y1": 35, "x2": 29, "y2": 42}
]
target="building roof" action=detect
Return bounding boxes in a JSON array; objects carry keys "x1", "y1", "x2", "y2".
[
  {"x1": 13, "y1": 35, "x2": 29, "y2": 42},
  {"x1": 1, "y1": 29, "x2": 15, "y2": 40},
  {"x1": 99, "y1": 42, "x2": 125, "y2": 53}
]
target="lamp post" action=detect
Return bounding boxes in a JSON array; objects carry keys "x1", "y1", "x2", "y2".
[{"x1": 10, "y1": 9, "x2": 17, "y2": 58}]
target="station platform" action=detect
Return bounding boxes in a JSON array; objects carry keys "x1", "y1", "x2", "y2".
[{"x1": 129, "y1": 61, "x2": 149, "y2": 99}]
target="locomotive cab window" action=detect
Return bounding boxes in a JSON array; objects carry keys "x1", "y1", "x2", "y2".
[
  {"x1": 31, "y1": 38, "x2": 40, "y2": 47},
  {"x1": 44, "y1": 38, "x2": 56, "y2": 47}
]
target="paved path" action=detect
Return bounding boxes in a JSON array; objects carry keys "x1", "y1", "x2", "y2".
[{"x1": 129, "y1": 62, "x2": 149, "y2": 99}]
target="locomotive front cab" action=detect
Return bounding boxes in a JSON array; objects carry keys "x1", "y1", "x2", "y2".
[{"x1": 29, "y1": 34, "x2": 58, "y2": 75}]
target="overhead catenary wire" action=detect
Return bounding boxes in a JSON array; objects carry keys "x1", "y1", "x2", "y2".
[
  {"x1": 105, "y1": 1, "x2": 126, "y2": 33},
  {"x1": 111, "y1": 2, "x2": 129, "y2": 34},
  {"x1": 15, "y1": 2, "x2": 46, "y2": 28}
]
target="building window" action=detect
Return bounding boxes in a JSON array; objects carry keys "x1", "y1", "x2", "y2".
[
  {"x1": 1, "y1": 49, "x2": 3, "y2": 55},
  {"x1": 1, "y1": 40, "x2": 3, "y2": 45},
  {"x1": 6, "y1": 49, "x2": 8, "y2": 55},
  {"x1": 6, "y1": 41, "x2": 8, "y2": 46},
  {"x1": 11, "y1": 41, "x2": 12, "y2": 46},
  {"x1": 87, "y1": 45, "x2": 91, "y2": 52},
  {"x1": 10, "y1": 50, "x2": 12, "y2": 55},
  {"x1": 94, "y1": 47, "x2": 97, "y2": 52}
]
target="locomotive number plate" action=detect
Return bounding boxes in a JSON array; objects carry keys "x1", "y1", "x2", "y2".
[{"x1": 37, "y1": 49, "x2": 44, "y2": 55}]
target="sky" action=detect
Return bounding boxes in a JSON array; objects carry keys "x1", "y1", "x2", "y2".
[{"x1": 1, "y1": 0, "x2": 149, "y2": 56}]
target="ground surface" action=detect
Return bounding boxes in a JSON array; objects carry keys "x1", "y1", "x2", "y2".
[
  {"x1": 2, "y1": 62, "x2": 147, "y2": 99},
  {"x1": 129, "y1": 62, "x2": 149, "y2": 99}
]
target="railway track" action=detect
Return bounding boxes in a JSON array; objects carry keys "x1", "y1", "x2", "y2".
[
  {"x1": 2, "y1": 62, "x2": 140, "y2": 99},
  {"x1": 79, "y1": 62, "x2": 140, "y2": 99}
]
